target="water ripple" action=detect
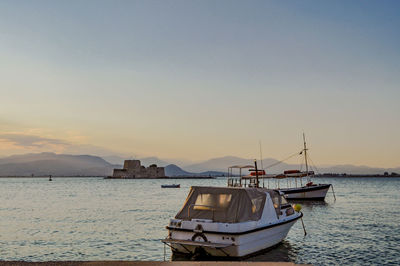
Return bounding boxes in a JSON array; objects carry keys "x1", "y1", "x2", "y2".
[{"x1": 0, "y1": 177, "x2": 399, "y2": 264}]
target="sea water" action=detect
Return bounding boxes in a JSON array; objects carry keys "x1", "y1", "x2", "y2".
[{"x1": 0, "y1": 177, "x2": 399, "y2": 265}]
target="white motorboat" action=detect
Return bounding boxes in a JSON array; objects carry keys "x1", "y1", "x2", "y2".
[{"x1": 162, "y1": 185, "x2": 303, "y2": 258}]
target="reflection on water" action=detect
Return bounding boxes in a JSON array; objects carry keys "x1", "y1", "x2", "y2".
[
  {"x1": 246, "y1": 240, "x2": 297, "y2": 262},
  {"x1": 0, "y1": 177, "x2": 399, "y2": 265},
  {"x1": 287, "y1": 200, "x2": 328, "y2": 206},
  {"x1": 287, "y1": 200, "x2": 329, "y2": 211},
  {"x1": 170, "y1": 240, "x2": 296, "y2": 262}
]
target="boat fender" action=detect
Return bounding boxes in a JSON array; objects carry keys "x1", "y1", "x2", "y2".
[
  {"x1": 293, "y1": 204, "x2": 302, "y2": 212},
  {"x1": 191, "y1": 232, "x2": 208, "y2": 242}
]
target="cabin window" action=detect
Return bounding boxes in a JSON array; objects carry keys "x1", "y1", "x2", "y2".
[
  {"x1": 193, "y1": 193, "x2": 232, "y2": 210},
  {"x1": 270, "y1": 192, "x2": 282, "y2": 217},
  {"x1": 271, "y1": 194, "x2": 280, "y2": 209},
  {"x1": 251, "y1": 196, "x2": 264, "y2": 213},
  {"x1": 281, "y1": 196, "x2": 288, "y2": 205}
]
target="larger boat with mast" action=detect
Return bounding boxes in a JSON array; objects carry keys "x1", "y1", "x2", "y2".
[
  {"x1": 231, "y1": 134, "x2": 334, "y2": 201},
  {"x1": 277, "y1": 134, "x2": 333, "y2": 200}
]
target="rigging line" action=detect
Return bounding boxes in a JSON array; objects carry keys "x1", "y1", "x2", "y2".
[
  {"x1": 307, "y1": 155, "x2": 321, "y2": 175},
  {"x1": 264, "y1": 150, "x2": 303, "y2": 170},
  {"x1": 299, "y1": 152, "x2": 304, "y2": 172}
]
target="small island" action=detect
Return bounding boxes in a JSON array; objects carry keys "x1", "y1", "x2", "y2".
[
  {"x1": 107, "y1": 160, "x2": 167, "y2": 179},
  {"x1": 106, "y1": 159, "x2": 216, "y2": 179}
]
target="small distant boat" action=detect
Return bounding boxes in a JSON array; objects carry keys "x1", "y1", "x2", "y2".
[{"x1": 161, "y1": 184, "x2": 180, "y2": 188}]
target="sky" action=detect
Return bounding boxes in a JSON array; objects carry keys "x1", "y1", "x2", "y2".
[{"x1": 0, "y1": 1, "x2": 399, "y2": 167}]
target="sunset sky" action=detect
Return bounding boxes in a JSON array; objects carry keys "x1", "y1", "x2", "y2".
[{"x1": 0, "y1": 1, "x2": 399, "y2": 167}]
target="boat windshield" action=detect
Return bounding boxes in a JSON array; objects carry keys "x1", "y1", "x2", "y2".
[
  {"x1": 175, "y1": 186, "x2": 267, "y2": 223},
  {"x1": 193, "y1": 193, "x2": 232, "y2": 210},
  {"x1": 281, "y1": 196, "x2": 288, "y2": 204}
]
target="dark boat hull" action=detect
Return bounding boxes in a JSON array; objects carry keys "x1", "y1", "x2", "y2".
[
  {"x1": 161, "y1": 184, "x2": 180, "y2": 188},
  {"x1": 279, "y1": 184, "x2": 331, "y2": 200}
]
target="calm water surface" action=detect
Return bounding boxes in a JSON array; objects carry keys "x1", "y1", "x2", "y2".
[{"x1": 0, "y1": 177, "x2": 399, "y2": 265}]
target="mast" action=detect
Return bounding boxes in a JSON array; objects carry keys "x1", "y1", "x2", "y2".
[
  {"x1": 303, "y1": 133, "x2": 310, "y2": 182},
  {"x1": 259, "y1": 141, "x2": 264, "y2": 188},
  {"x1": 254, "y1": 159, "x2": 259, "y2": 188}
]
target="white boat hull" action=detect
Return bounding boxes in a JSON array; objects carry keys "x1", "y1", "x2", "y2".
[
  {"x1": 280, "y1": 184, "x2": 331, "y2": 200},
  {"x1": 166, "y1": 218, "x2": 299, "y2": 257}
]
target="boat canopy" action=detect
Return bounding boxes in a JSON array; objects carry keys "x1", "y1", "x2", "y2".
[{"x1": 175, "y1": 186, "x2": 279, "y2": 223}]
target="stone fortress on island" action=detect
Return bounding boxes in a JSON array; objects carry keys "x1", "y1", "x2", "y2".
[{"x1": 109, "y1": 160, "x2": 166, "y2": 179}]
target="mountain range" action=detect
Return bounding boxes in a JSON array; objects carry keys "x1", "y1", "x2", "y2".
[
  {"x1": 0, "y1": 152, "x2": 398, "y2": 177},
  {"x1": 181, "y1": 156, "x2": 400, "y2": 175},
  {"x1": 0, "y1": 152, "x2": 119, "y2": 176},
  {"x1": 164, "y1": 164, "x2": 225, "y2": 177}
]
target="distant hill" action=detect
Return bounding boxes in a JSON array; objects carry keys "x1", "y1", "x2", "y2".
[
  {"x1": 183, "y1": 156, "x2": 296, "y2": 174},
  {"x1": 165, "y1": 164, "x2": 193, "y2": 176},
  {"x1": 102, "y1": 155, "x2": 170, "y2": 167},
  {"x1": 181, "y1": 155, "x2": 399, "y2": 175},
  {"x1": 102, "y1": 155, "x2": 126, "y2": 165},
  {"x1": 183, "y1": 156, "x2": 255, "y2": 173},
  {"x1": 165, "y1": 164, "x2": 226, "y2": 177},
  {"x1": 0, "y1": 153, "x2": 398, "y2": 177},
  {"x1": 0, "y1": 152, "x2": 120, "y2": 176},
  {"x1": 318, "y1": 164, "x2": 400, "y2": 175},
  {"x1": 103, "y1": 155, "x2": 203, "y2": 172},
  {"x1": 0, "y1": 153, "x2": 227, "y2": 177},
  {"x1": 140, "y1": 157, "x2": 170, "y2": 167}
]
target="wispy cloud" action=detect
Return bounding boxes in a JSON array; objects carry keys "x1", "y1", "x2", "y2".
[
  {"x1": 0, "y1": 132, "x2": 126, "y2": 158},
  {"x1": 0, "y1": 133, "x2": 70, "y2": 148}
]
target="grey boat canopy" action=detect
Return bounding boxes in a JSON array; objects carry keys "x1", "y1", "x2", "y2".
[{"x1": 175, "y1": 186, "x2": 281, "y2": 223}]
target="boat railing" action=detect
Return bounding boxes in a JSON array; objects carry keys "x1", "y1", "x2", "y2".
[{"x1": 227, "y1": 178, "x2": 242, "y2": 187}]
